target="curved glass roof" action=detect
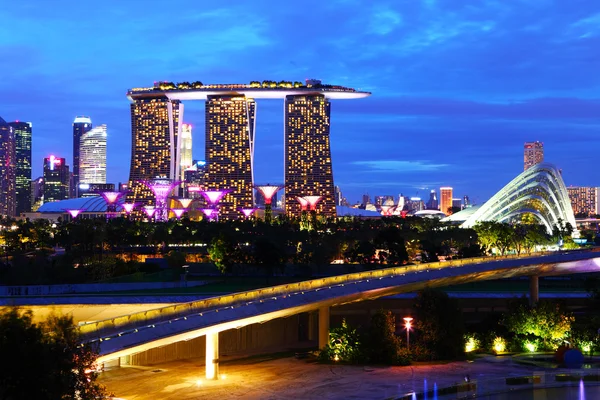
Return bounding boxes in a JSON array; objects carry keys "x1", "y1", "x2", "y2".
[{"x1": 37, "y1": 196, "x2": 124, "y2": 213}]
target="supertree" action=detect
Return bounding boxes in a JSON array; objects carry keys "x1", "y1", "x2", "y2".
[
  {"x1": 122, "y1": 203, "x2": 137, "y2": 215},
  {"x1": 297, "y1": 196, "x2": 322, "y2": 231},
  {"x1": 255, "y1": 184, "x2": 283, "y2": 223},
  {"x1": 140, "y1": 179, "x2": 181, "y2": 222},
  {"x1": 171, "y1": 209, "x2": 186, "y2": 219},
  {"x1": 201, "y1": 190, "x2": 230, "y2": 222},
  {"x1": 201, "y1": 209, "x2": 217, "y2": 221},
  {"x1": 64, "y1": 209, "x2": 85, "y2": 219},
  {"x1": 240, "y1": 208, "x2": 257, "y2": 218},
  {"x1": 143, "y1": 206, "x2": 156, "y2": 219},
  {"x1": 99, "y1": 191, "x2": 126, "y2": 219}
]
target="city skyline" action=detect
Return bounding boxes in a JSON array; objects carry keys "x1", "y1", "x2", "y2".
[{"x1": 1, "y1": 1, "x2": 599, "y2": 204}]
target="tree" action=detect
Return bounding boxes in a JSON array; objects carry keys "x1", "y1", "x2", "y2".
[
  {"x1": 0, "y1": 308, "x2": 106, "y2": 400},
  {"x1": 367, "y1": 310, "x2": 402, "y2": 364},
  {"x1": 501, "y1": 299, "x2": 574, "y2": 350},
  {"x1": 414, "y1": 288, "x2": 465, "y2": 360},
  {"x1": 207, "y1": 234, "x2": 236, "y2": 274}
]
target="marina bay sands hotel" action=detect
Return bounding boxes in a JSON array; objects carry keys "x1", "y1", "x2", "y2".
[{"x1": 126, "y1": 80, "x2": 370, "y2": 218}]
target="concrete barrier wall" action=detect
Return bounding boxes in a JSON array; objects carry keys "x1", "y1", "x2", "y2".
[
  {"x1": 129, "y1": 315, "x2": 301, "y2": 365},
  {"x1": 0, "y1": 281, "x2": 209, "y2": 296}
]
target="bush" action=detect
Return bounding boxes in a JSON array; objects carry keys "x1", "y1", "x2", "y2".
[
  {"x1": 319, "y1": 319, "x2": 363, "y2": 363},
  {"x1": 366, "y1": 310, "x2": 402, "y2": 365}
]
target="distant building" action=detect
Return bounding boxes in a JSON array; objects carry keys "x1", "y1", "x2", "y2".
[
  {"x1": 43, "y1": 156, "x2": 70, "y2": 203},
  {"x1": 31, "y1": 177, "x2": 44, "y2": 211},
  {"x1": 0, "y1": 118, "x2": 16, "y2": 217},
  {"x1": 452, "y1": 198, "x2": 462, "y2": 210},
  {"x1": 72, "y1": 116, "x2": 92, "y2": 197},
  {"x1": 9, "y1": 121, "x2": 32, "y2": 214},
  {"x1": 567, "y1": 187, "x2": 600, "y2": 217},
  {"x1": 408, "y1": 197, "x2": 424, "y2": 212},
  {"x1": 334, "y1": 186, "x2": 343, "y2": 206},
  {"x1": 180, "y1": 123, "x2": 193, "y2": 183},
  {"x1": 440, "y1": 187, "x2": 453, "y2": 215},
  {"x1": 362, "y1": 194, "x2": 370, "y2": 206},
  {"x1": 426, "y1": 189, "x2": 438, "y2": 210},
  {"x1": 78, "y1": 183, "x2": 115, "y2": 197},
  {"x1": 79, "y1": 124, "x2": 107, "y2": 187},
  {"x1": 524, "y1": 141, "x2": 543, "y2": 171},
  {"x1": 463, "y1": 195, "x2": 470, "y2": 208},
  {"x1": 183, "y1": 160, "x2": 206, "y2": 198},
  {"x1": 375, "y1": 195, "x2": 394, "y2": 207}
]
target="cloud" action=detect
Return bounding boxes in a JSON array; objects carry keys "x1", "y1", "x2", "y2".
[
  {"x1": 369, "y1": 8, "x2": 403, "y2": 35},
  {"x1": 353, "y1": 160, "x2": 450, "y2": 172}
]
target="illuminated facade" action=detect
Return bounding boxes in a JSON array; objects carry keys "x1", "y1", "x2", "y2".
[
  {"x1": 180, "y1": 123, "x2": 193, "y2": 182},
  {"x1": 79, "y1": 124, "x2": 107, "y2": 185},
  {"x1": 524, "y1": 141, "x2": 544, "y2": 171},
  {"x1": 460, "y1": 163, "x2": 578, "y2": 236},
  {"x1": 128, "y1": 96, "x2": 183, "y2": 207},
  {"x1": 43, "y1": 156, "x2": 70, "y2": 203},
  {"x1": 284, "y1": 95, "x2": 335, "y2": 217},
  {"x1": 73, "y1": 116, "x2": 92, "y2": 196},
  {"x1": 440, "y1": 187, "x2": 453, "y2": 215},
  {"x1": 567, "y1": 187, "x2": 600, "y2": 217},
  {"x1": 9, "y1": 121, "x2": 32, "y2": 214},
  {"x1": 0, "y1": 118, "x2": 16, "y2": 217},
  {"x1": 205, "y1": 96, "x2": 255, "y2": 219}
]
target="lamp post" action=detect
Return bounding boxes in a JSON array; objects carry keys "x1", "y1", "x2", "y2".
[{"x1": 403, "y1": 317, "x2": 413, "y2": 350}]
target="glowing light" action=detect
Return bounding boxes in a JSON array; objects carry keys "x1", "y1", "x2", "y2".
[
  {"x1": 581, "y1": 342, "x2": 592, "y2": 353},
  {"x1": 303, "y1": 196, "x2": 322, "y2": 210},
  {"x1": 333, "y1": 354, "x2": 339, "y2": 362},
  {"x1": 465, "y1": 336, "x2": 478, "y2": 353},
  {"x1": 493, "y1": 337, "x2": 506, "y2": 353},
  {"x1": 196, "y1": 380, "x2": 202, "y2": 386},
  {"x1": 525, "y1": 341, "x2": 537, "y2": 352},
  {"x1": 171, "y1": 209, "x2": 186, "y2": 219},
  {"x1": 241, "y1": 208, "x2": 256, "y2": 218},
  {"x1": 48, "y1": 155, "x2": 61, "y2": 170},
  {"x1": 220, "y1": 374, "x2": 227, "y2": 380},
  {"x1": 177, "y1": 198, "x2": 194, "y2": 208},
  {"x1": 141, "y1": 180, "x2": 181, "y2": 222},
  {"x1": 143, "y1": 206, "x2": 156, "y2": 218},
  {"x1": 100, "y1": 191, "x2": 124, "y2": 205},
  {"x1": 188, "y1": 186, "x2": 201, "y2": 192},
  {"x1": 122, "y1": 203, "x2": 136, "y2": 214},
  {"x1": 201, "y1": 209, "x2": 216, "y2": 219},
  {"x1": 201, "y1": 190, "x2": 230, "y2": 205},
  {"x1": 296, "y1": 197, "x2": 309, "y2": 210},
  {"x1": 255, "y1": 185, "x2": 282, "y2": 205},
  {"x1": 65, "y1": 209, "x2": 84, "y2": 218},
  {"x1": 404, "y1": 317, "x2": 413, "y2": 349}
]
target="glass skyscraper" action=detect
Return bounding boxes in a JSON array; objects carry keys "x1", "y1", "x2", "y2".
[
  {"x1": 43, "y1": 156, "x2": 70, "y2": 203},
  {"x1": 0, "y1": 117, "x2": 16, "y2": 217},
  {"x1": 8, "y1": 121, "x2": 31, "y2": 214},
  {"x1": 127, "y1": 96, "x2": 183, "y2": 207},
  {"x1": 205, "y1": 96, "x2": 255, "y2": 219},
  {"x1": 73, "y1": 116, "x2": 92, "y2": 197},
  {"x1": 79, "y1": 124, "x2": 107, "y2": 186},
  {"x1": 284, "y1": 95, "x2": 336, "y2": 217}
]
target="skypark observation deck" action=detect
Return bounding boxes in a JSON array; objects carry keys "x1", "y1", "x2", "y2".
[
  {"x1": 127, "y1": 83, "x2": 371, "y2": 101},
  {"x1": 79, "y1": 250, "x2": 600, "y2": 379}
]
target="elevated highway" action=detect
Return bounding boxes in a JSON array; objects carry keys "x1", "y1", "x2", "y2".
[{"x1": 76, "y1": 251, "x2": 600, "y2": 378}]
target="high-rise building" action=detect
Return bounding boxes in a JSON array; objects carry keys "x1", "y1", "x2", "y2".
[
  {"x1": 183, "y1": 160, "x2": 206, "y2": 198},
  {"x1": 375, "y1": 195, "x2": 394, "y2": 207},
  {"x1": 452, "y1": 198, "x2": 462, "y2": 210},
  {"x1": 43, "y1": 156, "x2": 70, "y2": 203},
  {"x1": 284, "y1": 94, "x2": 335, "y2": 217},
  {"x1": 426, "y1": 189, "x2": 438, "y2": 210},
  {"x1": 72, "y1": 116, "x2": 92, "y2": 196},
  {"x1": 8, "y1": 121, "x2": 32, "y2": 214},
  {"x1": 127, "y1": 96, "x2": 183, "y2": 207},
  {"x1": 524, "y1": 141, "x2": 544, "y2": 171},
  {"x1": 567, "y1": 187, "x2": 600, "y2": 217},
  {"x1": 463, "y1": 195, "x2": 471, "y2": 208},
  {"x1": 179, "y1": 123, "x2": 193, "y2": 182},
  {"x1": 362, "y1": 194, "x2": 370, "y2": 206},
  {"x1": 440, "y1": 187, "x2": 453, "y2": 215},
  {"x1": 31, "y1": 177, "x2": 44, "y2": 211},
  {"x1": 79, "y1": 124, "x2": 107, "y2": 187},
  {"x1": 205, "y1": 96, "x2": 255, "y2": 219},
  {"x1": 0, "y1": 118, "x2": 16, "y2": 217}
]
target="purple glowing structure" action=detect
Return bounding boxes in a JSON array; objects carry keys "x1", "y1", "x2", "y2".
[
  {"x1": 122, "y1": 203, "x2": 137, "y2": 215},
  {"x1": 65, "y1": 209, "x2": 85, "y2": 219},
  {"x1": 241, "y1": 208, "x2": 256, "y2": 218},
  {"x1": 201, "y1": 208, "x2": 217, "y2": 220},
  {"x1": 177, "y1": 198, "x2": 194, "y2": 209},
  {"x1": 201, "y1": 190, "x2": 231, "y2": 222},
  {"x1": 255, "y1": 184, "x2": 283, "y2": 223},
  {"x1": 100, "y1": 191, "x2": 126, "y2": 218},
  {"x1": 143, "y1": 206, "x2": 156, "y2": 219},
  {"x1": 141, "y1": 179, "x2": 181, "y2": 222},
  {"x1": 171, "y1": 209, "x2": 186, "y2": 219}
]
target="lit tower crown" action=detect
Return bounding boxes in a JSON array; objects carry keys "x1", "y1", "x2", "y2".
[
  {"x1": 141, "y1": 179, "x2": 181, "y2": 222},
  {"x1": 255, "y1": 184, "x2": 283, "y2": 223}
]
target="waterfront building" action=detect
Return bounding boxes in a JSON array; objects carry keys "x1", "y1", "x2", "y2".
[
  {"x1": 205, "y1": 96, "x2": 255, "y2": 219},
  {"x1": 440, "y1": 187, "x2": 453, "y2": 215},
  {"x1": 43, "y1": 156, "x2": 70, "y2": 203},
  {"x1": 284, "y1": 94, "x2": 335, "y2": 217},
  {"x1": 567, "y1": 186, "x2": 600, "y2": 217},
  {"x1": 127, "y1": 96, "x2": 183, "y2": 208},
  {"x1": 9, "y1": 121, "x2": 32, "y2": 214},
  {"x1": 72, "y1": 116, "x2": 92, "y2": 196},
  {"x1": 524, "y1": 141, "x2": 544, "y2": 171},
  {"x1": 0, "y1": 118, "x2": 16, "y2": 217},
  {"x1": 79, "y1": 124, "x2": 107, "y2": 187}
]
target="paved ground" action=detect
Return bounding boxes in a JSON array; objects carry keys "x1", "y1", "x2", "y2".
[{"x1": 99, "y1": 354, "x2": 543, "y2": 399}]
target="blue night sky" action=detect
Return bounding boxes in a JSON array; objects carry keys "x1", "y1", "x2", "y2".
[{"x1": 1, "y1": 0, "x2": 599, "y2": 204}]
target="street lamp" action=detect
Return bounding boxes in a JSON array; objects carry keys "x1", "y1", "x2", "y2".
[{"x1": 403, "y1": 317, "x2": 413, "y2": 350}]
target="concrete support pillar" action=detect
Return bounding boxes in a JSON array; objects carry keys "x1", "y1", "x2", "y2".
[
  {"x1": 205, "y1": 332, "x2": 219, "y2": 380},
  {"x1": 318, "y1": 306, "x2": 330, "y2": 349},
  {"x1": 529, "y1": 275, "x2": 539, "y2": 306}
]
